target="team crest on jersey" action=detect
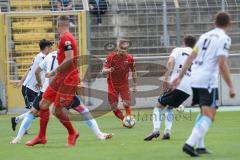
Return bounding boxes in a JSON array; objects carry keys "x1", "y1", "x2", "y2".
[{"x1": 65, "y1": 41, "x2": 72, "y2": 50}]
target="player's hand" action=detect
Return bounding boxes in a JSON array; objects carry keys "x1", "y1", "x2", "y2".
[
  {"x1": 13, "y1": 81, "x2": 22, "y2": 88},
  {"x1": 229, "y1": 87, "x2": 236, "y2": 98},
  {"x1": 132, "y1": 83, "x2": 137, "y2": 92},
  {"x1": 45, "y1": 71, "x2": 56, "y2": 78},
  {"x1": 162, "y1": 80, "x2": 170, "y2": 92},
  {"x1": 172, "y1": 77, "x2": 181, "y2": 90},
  {"x1": 35, "y1": 83, "x2": 42, "y2": 90},
  {"x1": 109, "y1": 67, "x2": 114, "y2": 73}
]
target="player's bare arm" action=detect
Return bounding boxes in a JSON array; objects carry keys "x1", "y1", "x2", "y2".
[
  {"x1": 163, "y1": 56, "x2": 175, "y2": 91},
  {"x1": 35, "y1": 66, "x2": 43, "y2": 90},
  {"x1": 131, "y1": 64, "x2": 137, "y2": 92},
  {"x1": 13, "y1": 68, "x2": 30, "y2": 88},
  {"x1": 172, "y1": 51, "x2": 197, "y2": 89},
  {"x1": 218, "y1": 55, "x2": 236, "y2": 98}
]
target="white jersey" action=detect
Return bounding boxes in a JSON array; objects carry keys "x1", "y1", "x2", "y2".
[
  {"x1": 191, "y1": 28, "x2": 231, "y2": 89},
  {"x1": 169, "y1": 47, "x2": 193, "y2": 95},
  {"x1": 23, "y1": 52, "x2": 46, "y2": 92},
  {"x1": 39, "y1": 51, "x2": 58, "y2": 92}
]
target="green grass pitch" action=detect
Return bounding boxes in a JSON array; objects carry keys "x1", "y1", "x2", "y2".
[{"x1": 0, "y1": 109, "x2": 239, "y2": 160}]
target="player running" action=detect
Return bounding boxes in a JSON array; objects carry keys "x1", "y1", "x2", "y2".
[
  {"x1": 11, "y1": 39, "x2": 52, "y2": 131},
  {"x1": 172, "y1": 12, "x2": 236, "y2": 157},
  {"x1": 102, "y1": 39, "x2": 137, "y2": 128},
  {"x1": 26, "y1": 15, "x2": 80, "y2": 146},
  {"x1": 144, "y1": 36, "x2": 196, "y2": 141},
  {"x1": 10, "y1": 51, "x2": 112, "y2": 144}
]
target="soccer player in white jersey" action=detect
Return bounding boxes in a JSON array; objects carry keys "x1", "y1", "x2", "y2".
[
  {"x1": 11, "y1": 39, "x2": 52, "y2": 131},
  {"x1": 172, "y1": 12, "x2": 236, "y2": 157},
  {"x1": 144, "y1": 36, "x2": 196, "y2": 141}
]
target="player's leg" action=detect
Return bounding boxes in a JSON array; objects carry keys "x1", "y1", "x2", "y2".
[
  {"x1": 144, "y1": 89, "x2": 189, "y2": 141},
  {"x1": 11, "y1": 86, "x2": 38, "y2": 131},
  {"x1": 70, "y1": 96, "x2": 113, "y2": 140},
  {"x1": 25, "y1": 87, "x2": 56, "y2": 146},
  {"x1": 10, "y1": 93, "x2": 42, "y2": 144},
  {"x1": 108, "y1": 84, "x2": 124, "y2": 121},
  {"x1": 183, "y1": 88, "x2": 217, "y2": 157},
  {"x1": 163, "y1": 107, "x2": 174, "y2": 140},
  {"x1": 52, "y1": 90, "x2": 79, "y2": 146},
  {"x1": 119, "y1": 84, "x2": 132, "y2": 116}
]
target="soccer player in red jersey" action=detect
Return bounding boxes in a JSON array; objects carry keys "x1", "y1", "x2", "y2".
[
  {"x1": 102, "y1": 39, "x2": 137, "y2": 127},
  {"x1": 26, "y1": 15, "x2": 80, "y2": 146}
]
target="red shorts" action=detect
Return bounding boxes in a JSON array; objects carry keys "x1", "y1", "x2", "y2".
[
  {"x1": 43, "y1": 70, "x2": 79, "y2": 107},
  {"x1": 108, "y1": 83, "x2": 130, "y2": 105}
]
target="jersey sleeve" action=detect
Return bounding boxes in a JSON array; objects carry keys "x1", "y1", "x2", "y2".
[
  {"x1": 60, "y1": 35, "x2": 73, "y2": 52},
  {"x1": 39, "y1": 57, "x2": 47, "y2": 71},
  {"x1": 104, "y1": 54, "x2": 112, "y2": 68},
  {"x1": 170, "y1": 48, "x2": 179, "y2": 59},
  {"x1": 216, "y1": 37, "x2": 231, "y2": 57}
]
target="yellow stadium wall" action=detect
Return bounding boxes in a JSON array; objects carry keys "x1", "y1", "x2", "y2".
[{"x1": 2, "y1": 11, "x2": 87, "y2": 111}]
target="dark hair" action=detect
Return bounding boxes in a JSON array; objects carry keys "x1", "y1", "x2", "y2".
[
  {"x1": 57, "y1": 15, "x2": 70, "y2": 25},
  {"x1": 39, "y1": 39, "x2": 52, "y2": 51},
  {"x1": 184, "y1": 36, "x2": 196, "y2": 48},
  {"x1": 215, "y1": 12, "x2": 231, "y2": 28}
]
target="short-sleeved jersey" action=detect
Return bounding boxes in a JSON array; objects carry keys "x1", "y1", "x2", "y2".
[
  {"x1": 104, "y1": 51, "x2": 135, "y2": 86},
  {"x1": 23, "y1": 52, "x2": 46, "y2": 92},
  {"x1": 57, "y1": 31, "x2": 78, "y2": 75},
  {"x1": 191, "y1": 28, "x2": 231, "y2": 89},
  {"x1": 39, "y1": 51, "x2": 58, "y2": 92},
  {"x1": 169, "y1": 47, "x2": 193, "y2": 95}
]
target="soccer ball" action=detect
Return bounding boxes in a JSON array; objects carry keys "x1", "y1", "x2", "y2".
[
  {"x1": 176, "y1": 104, "x2": 185, "y2": 112},
  {"x1": 123, "y1": 115, "x2": 136, "y2": 128}
]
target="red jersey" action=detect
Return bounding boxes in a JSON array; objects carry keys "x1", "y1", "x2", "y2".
[
  {"x1": 104, "y1": 51, "x2": 135, "y2": 86},
  {"x1": 57, "y1": 31, "x2": 78, "y2": 74}
]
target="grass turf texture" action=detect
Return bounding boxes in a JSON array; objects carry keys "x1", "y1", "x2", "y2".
[{"x1": 0, "y1": 109, "x2": 239, "y2": 160}]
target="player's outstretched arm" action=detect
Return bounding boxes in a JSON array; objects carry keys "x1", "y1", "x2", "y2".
[
  {"x1": 131, "y1": 63, "x2": 137, "y2": 92},
  {"x1": 218, "y1": 56, "x2": 236, "y2": 98},
  {"x1": 172, "y1": 51, "x2": 197, "y2": 89},
  {"x1": 13, "y1": 69, "x2": 29, "y2": 88}
]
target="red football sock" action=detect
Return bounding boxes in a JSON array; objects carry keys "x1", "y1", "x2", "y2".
[
  {"x1": 124, "y1": 106, "x2": 132, "y2": 116},
  {"x1": 55, "y1": 108, "x2": 76, "y2": 135},
  {"x1": 38, "y1": 108, "x2": 50, "y2": 138},
  {"x1": 113, "y1": 108, "x2": 124, "y2": 121}
]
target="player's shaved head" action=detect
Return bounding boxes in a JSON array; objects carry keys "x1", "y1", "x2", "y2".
[
  {"x1": 215, "y1": 11, "x2": 231, "y2": 28},
  {"x1": 57, "y1": 15, "x2": 70, "y2": 26}
]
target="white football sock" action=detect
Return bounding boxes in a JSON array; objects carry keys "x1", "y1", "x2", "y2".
[
  {"x1": 15, "y1": 112, "x2": 35, "y2": 140},
  {"x1": 77, "y1": 107, "x2": 103, "y2": 137},
  {"x1": 15, "y1": 111, "x2": 29, "y2": 123},
  {"x1": 196, "y1": 137, "x2": 205, "y2": 148},
  {"x1": 164, "y1": 108, "x2": 173, "y2": 134},
  {"x1": 152, "y1": 107, "x2": 162, "y2": 132},
  {"x1": 186, "y1": 115, "x2": 212, "y2": 147}
]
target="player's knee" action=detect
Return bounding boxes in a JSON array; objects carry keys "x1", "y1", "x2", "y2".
[
  {"x1": 40, "y1": 99, "x2": 51, "y2": 110},
  {"x1": 30, "y1": 108, "x2": 39, "y2": 117},
  {"x1": 156, "y1": 102, "x2": 164, "y2": 109}
]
